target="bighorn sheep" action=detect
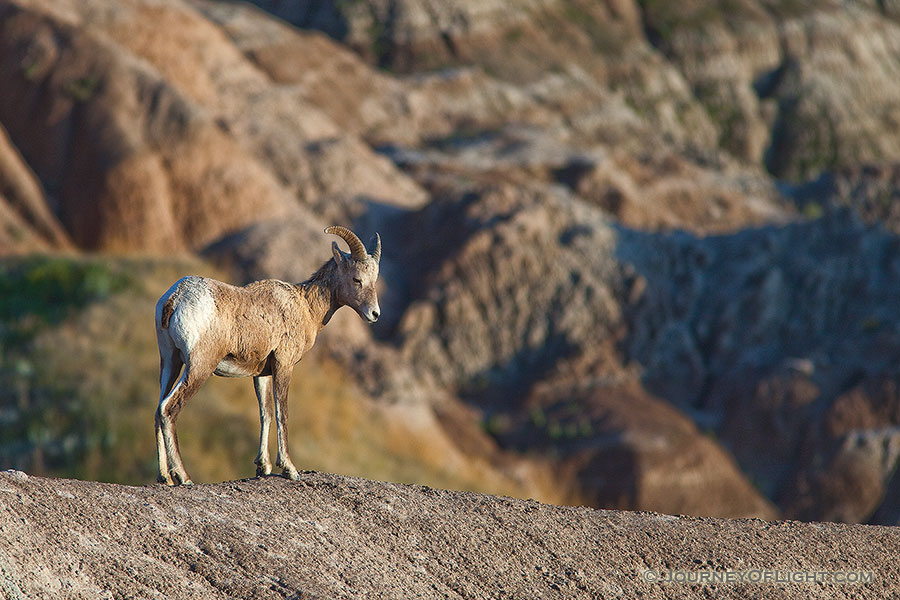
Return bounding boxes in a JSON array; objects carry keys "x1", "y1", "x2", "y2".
[{"x1": 154, "y1": 226, "x2": 381, "y2": 485}]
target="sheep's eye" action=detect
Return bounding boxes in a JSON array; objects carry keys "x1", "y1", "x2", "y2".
[{"x1": 353, "y1": 277, "x2": 362, "y2": 286}]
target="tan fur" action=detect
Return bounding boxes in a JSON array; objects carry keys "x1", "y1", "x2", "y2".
[{"x1": 154, "y1": 228, "x2": 380, "y2": 485}]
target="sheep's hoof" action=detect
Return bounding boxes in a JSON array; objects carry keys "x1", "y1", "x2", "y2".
[
  {"x1": 256, "y1": 463, "x2": 272, "y2": 477},
  {"x1": 171, "y1": 471, "x2": 193, "y2": 486},
  {"x1": 281, "y1": 467, "x2": 301, "y2": 481},
  {"x1": 157, "y1": 474, "x2": 174, "y2": 486}
]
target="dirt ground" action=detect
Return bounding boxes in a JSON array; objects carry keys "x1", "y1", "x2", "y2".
[{"x1": 0, "y1": 469, "x2": 895, "y2": 599}]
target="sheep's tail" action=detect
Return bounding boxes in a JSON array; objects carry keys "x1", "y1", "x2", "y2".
[{"x1": 159, "y1": 296, "x2": 176, "y2": 330}]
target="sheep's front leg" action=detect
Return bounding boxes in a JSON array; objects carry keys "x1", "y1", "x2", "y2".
[
  {"x1": 253, "y1": 375, "x2": 274, "y2": 476},
  {"x1": 272, "y1": 362, "x2": 300, "y2": 481}
]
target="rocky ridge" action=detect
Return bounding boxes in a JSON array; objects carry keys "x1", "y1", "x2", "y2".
[{"x1": 0, "y1": 470, "x2": 895, "y2": 599}]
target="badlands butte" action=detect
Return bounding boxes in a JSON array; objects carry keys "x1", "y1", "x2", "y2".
[{"x1": 1, "y1": 0, "x2": 900, "y2": 595}]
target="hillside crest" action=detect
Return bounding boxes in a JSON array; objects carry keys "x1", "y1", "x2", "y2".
[{"x1": 0, "y1": 470, "x2": 894, "y2": 599}]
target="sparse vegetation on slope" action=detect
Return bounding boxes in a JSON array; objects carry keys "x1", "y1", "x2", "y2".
[{"x1": 0, "y1": 254, "x2": 551, "y2": 499}]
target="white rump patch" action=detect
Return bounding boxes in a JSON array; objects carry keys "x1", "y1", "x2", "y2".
[{"x1": 170, "y1": 286, "x2": 216, "y2": 353}]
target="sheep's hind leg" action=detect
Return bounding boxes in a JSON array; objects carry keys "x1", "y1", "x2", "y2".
[
  {"x1": 272, "y1": 363, "x2": 300, "y2": 481},
  {"x1": 159, "y1": 361, "x2": 213, "y2": 486},
  {"x1": 155, "y1": 411, "x2": 172, "y2": 485},
  {"x1": 156, "y1": 348, "x2": 183, "y2": 485},
  {"x1": 253, "y1": 375, "x2": 274, "y2": 476}
]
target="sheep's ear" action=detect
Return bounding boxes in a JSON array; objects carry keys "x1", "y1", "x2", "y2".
[
  {"x1": 369, "y1": 232, "x2": 381, "y2": 263},
  {"x1": 332, "y1": 241, "x2": 344, "y2": 264}
]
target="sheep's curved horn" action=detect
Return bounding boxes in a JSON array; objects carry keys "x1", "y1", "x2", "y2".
[
  {"x1": 369, "y1": 232, "x2": 381, "y2": 263},
  {"x1": 324, "y1": 226, "x2": 367, "y2": 260}
]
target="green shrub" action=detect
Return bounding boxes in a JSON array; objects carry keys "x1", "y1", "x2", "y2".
[
  {"x1": 0, "y1": 256, "x2": 134, "y2": 479},
  {"x1": 63, "y1": 76, "x2": 100, "y2": 102},
  {"x1": 0, "y1": 255, "x2": 132, "y2": 344}
]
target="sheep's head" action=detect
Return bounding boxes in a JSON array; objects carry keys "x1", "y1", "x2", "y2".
[{"x1": 325, "y1": 226, "x2": 381, "y2": 323}]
